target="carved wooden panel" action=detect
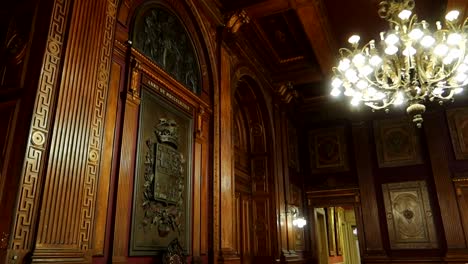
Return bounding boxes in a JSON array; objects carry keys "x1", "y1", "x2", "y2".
[
  {"x1": 308, "y1": 127, "x2": 349, "y2": 174},
  {"x1": 31, "y1": 0, "x2": 116, "y2": 260},
  {"x1": 447, "y1": 108, "x2": 468, "y2": 160},
  {"x1": 252, "y1": 197, "x2": 271, "y2": 256},
  {"x1": 382, "y1": 181, "x2": 438, "y2": 249},
  {"x1": 252, "y1": 157, "x2": 268, "y2": 193},
  {"x1": 130, "y1": 86, "x2": 193, "y2": 255},
  {"x1": 9, "y1": 0, "x2": 73, "y2": 261},
  {"x1": 374, "y1": 118, "x2": 423, "y2": 167}
]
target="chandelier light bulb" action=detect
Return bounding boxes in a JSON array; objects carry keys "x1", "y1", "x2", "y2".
[
  {"x1": 420, "y1": 35, "x2": 435, "y2": 47},
  {"x1": 385, "y1": 33, "x2": 399, "y2": 45},
  {"x1": 331, "y1": 87, "x2": 342, "y2": 97},
  {"x1": 454, "y1": 88, "x2": 464, "y2": 94},
  {"x1": 409, "y1": 28, "x2": 424, "y2": 40},
  {"x1": 348, "y1": 35, "x2": 361, "y2": 45},
  {"x1": 458, "y1": 64, "x2": 468, "y2": 73},
  {"x1": 445, "y1": 10, "x2": 460, "y2": 21},
  {"x1": 403, "y1": 46, "x2": 416, "y2": 57},
  {"x1": 353, "y1": 53, "x2": 366, "y2": 66},
  {"x1": 356, "y1": 79, "x2": 369, "y2": 89},
  {"x1": 385, "y1": 45, "x2": 398, "y2": 55},
  {"x1": 369, "y1": 55, "x2": 382, "y2": 66},
  {"x1": 360, "y1": 65, "x2": 374, "y2": 76},
  {"x1": 447, "y1": 33, "x2": 462, "y2": 45},
  {"x1": 338, "y1": 58, "x2": 351, "y2": 71},
  {"x1": 398, "y1": 9, "x2": 412, "y2": 20},
  {"x1": 345, "y1": 69, "x2": 359, "y2": 83},
  {"x1": 434, "y1": 44, "x2": 449, "y2": 56},
  {"x1": 344, "y1": 88, "x2": 356, "y2": 96},
  {"x1": 332, "y1": 78, "x2": 343, "y2": 88}
]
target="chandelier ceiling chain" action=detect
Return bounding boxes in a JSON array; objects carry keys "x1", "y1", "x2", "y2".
[{"x1": 330, "y1": 0, "x2": 468, "y2": 127}]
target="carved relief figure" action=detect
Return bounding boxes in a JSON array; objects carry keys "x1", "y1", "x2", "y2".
[{"x1": 134, "y1": 7, "x2": 201, "y2": 94}]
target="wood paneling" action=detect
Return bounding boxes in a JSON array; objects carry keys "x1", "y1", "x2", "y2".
[
  {"x1": 93, "y1": 61, "x2": 122, "y2": 256},
  {"x1": 30, "y1": 0, "x2": 117, "y2": 261},
  {"x1": 7, "y1": 0, "x2": 73, "y2": 262},
  {"x1": 219, "y1": 47, "x2": 237, "y2": 258},
  {"x1": 424, "y1": 113, "x2": 467, "y2": 250},
  {"x1": 351, "y1": 122, "x2": 386, "y2": 256},
  {"x1": 112, "y1": 94, "x2": 140, "y2": 262}
]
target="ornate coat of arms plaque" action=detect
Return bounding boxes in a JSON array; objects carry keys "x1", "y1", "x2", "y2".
[{"x1": 131, "y1": 87, "x2": 192, "y2": 256}]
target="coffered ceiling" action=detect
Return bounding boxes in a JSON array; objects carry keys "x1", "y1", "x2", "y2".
[{"x1": 216, "y1": 0, "x2": 467, "y2": 105}]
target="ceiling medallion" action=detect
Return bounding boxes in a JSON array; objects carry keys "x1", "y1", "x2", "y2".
[{"x1": 331, "y1": 0, "x2": 468, "y2": 127}]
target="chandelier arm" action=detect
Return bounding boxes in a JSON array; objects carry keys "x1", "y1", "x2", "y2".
[
  {"x1": 339, "y1": 48, "x2": 354, "y2": 57},
  {"x1": 364, "y1": 100, "x2": 394, "y2": 110}
]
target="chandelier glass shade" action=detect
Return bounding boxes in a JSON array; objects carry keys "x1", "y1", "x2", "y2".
[{"x1": 330, "y1": 0, "x2": 468, "y2": 127}]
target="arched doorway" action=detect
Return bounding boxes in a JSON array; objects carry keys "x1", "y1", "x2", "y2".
[{"x1": 233, "y1": 74, "x2": 277, "y2": 263}]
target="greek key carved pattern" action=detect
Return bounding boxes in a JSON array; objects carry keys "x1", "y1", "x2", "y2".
[
  {"x1": 11, "y1": 0, "x2": 70, "y2": 252},
  {"x1": 79, "y1": 0, "x2": 118, "y2": 250}
]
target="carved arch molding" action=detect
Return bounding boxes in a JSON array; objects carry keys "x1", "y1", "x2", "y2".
[{"x1": 233, "y1": 74, "x2": 278, "y2": 258}]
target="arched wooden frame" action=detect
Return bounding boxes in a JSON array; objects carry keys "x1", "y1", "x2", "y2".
[
  {"x1": 118, "y1": 0, "x2": 215, "y2": 104},
  {"x1": 131, "y1": 3, "x2": 202, "y2": 94},
  {"x1": 232, "y1": 71, "x2": 278, "y2": 259}
]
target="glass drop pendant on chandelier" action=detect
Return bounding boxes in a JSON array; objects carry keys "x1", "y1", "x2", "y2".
[{"x1": 330, "y1": 0, "x2": 468, "y2": 127}]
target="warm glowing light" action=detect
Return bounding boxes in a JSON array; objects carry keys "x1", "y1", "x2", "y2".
[
  {"x1": 447, "y1": 33, "x2": 462, "y2": 45},
  {"x1": 331, "y1": 0, "x2": 468, "y2": 127},
  {"x1": 385, "y1": 45, "x2": 398, "y2": 55},
  {"x1": 353, "y1": 53, "x2": 366, "y2": 66},
  {"x1": 420, "y1": 35, "x2": 435, "y2": 47},
  {"x1": 434, "y1": 44, "x2": 449, "y2": 56},
  {"x1": 348, "y1": 35, "x2": 361, "y2": 44},
  {"x1": 385, "y1": 33, "x2": 399, "y2": 45},
  {"x1": 403, "y1": 46, "x2": 416, "y2": 57},
  {"x1": 338, "y1": 58, "x2": 351, "y2": 71},
  {"x1": 398, "y1": 9, "x2": 412, "y2": 20},
  {"x1": 331, "y1": 87, "x2": 341, "y2": 97},
  {"x1": 332, "y1": 78, "x2": 343, "y2": 88},
  {"x1": 409, "y1": 28, "x2": 424, "y2": 40},
  {"x1": 446, "y1": 10, "x2": 460, "y2": 21},
  {"x1": 370, "y1": 55, "x2": 382, "y2": 66},
  {"x1": 293, "y1": 218, "x2": 307, "y2": 228}
]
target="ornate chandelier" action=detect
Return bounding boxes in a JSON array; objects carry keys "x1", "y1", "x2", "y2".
[{"x1": 330, "y1": 0, "x2": 468, "y2": 127}]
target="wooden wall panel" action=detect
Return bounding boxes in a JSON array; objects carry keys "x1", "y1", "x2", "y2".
[
  {"x1": 7, "y1": 0, "x2": 73, "y2": 262},
  {"x1": 112, "y1": 95, "x2": 140, "y2": 262},
  {"x1": 252, "y1": 197, "x2": 271, "y2": 256},
  {"x1": 351, "y1": 122, "x2": 386, "y2": 256},
  {"x1": 455, "y1": 180, "x2": 468, "y2": 247},
  {"x1": 93, "y1": 61, "x2": 122, "y2": 256},
  {"x1": 424, "y1": 113, "x2": 467, "y2": 250},
  {"x1": 218, "y1": 47, "x2": 237, "y2": 259},
  {"x1": 29, "y1": 0, "x2": 116, "y2": 261}
]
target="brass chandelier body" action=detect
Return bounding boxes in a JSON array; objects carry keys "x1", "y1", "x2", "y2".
[{"x1": 331, "y1": 0, "x2": 468, "y2": 127}]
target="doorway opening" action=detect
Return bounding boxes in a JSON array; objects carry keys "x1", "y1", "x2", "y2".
[{"x1": 313, "y1": 206, "x2": 361, "y2": 264}]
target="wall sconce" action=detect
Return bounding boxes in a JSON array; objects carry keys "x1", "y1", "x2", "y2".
[
  {"x1": 292, "y1": 217, "x2": 307, "y2": 228},
  {"x1": 286, "y1": 205, "x2": 307, "y2": 228}
]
